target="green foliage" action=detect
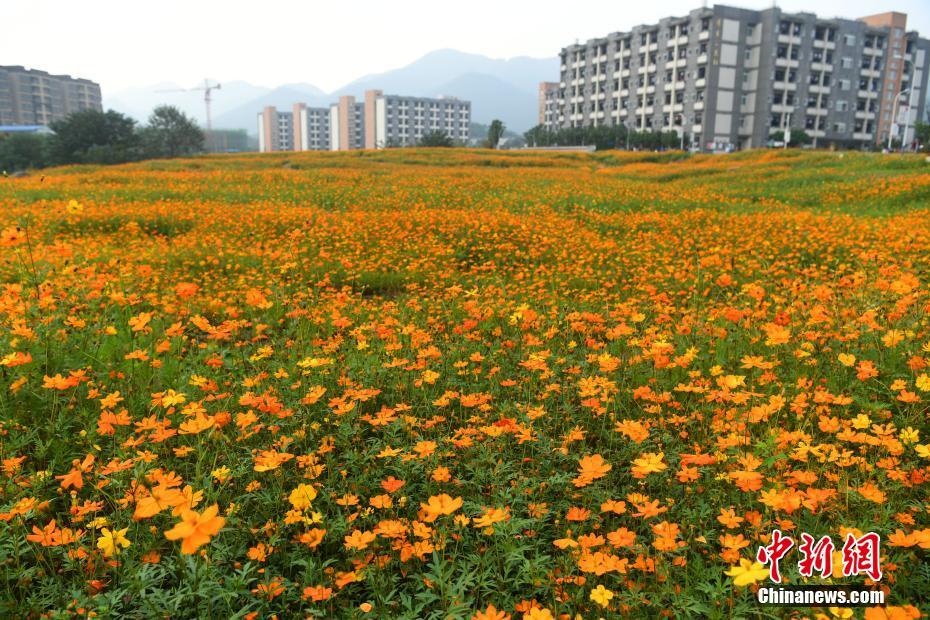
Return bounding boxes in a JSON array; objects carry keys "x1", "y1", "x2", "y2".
[
  {"x1": 140, "y1": 105, "x2": 205, "y2": 159},
  {"x1": 418, "y1": 131, "x2": 454, "y2": 148},
  {"x1": 768, "y1": 129, "x2": 812, "y2": 147},
  {"x1": 49, "y1": 109, "x2": 142, "y2": 165},
  {"x1": 0, "y1": 133, "x2": 52, "y2": 172},
  {"x1": 485, "y1": 120, "x2": 505, "y2": 149},
  {"x1": 523, "y1": 124, "x2": 684, "y2": 151}
]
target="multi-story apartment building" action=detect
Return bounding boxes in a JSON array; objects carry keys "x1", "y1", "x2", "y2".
[
  {"x1": 257, "y1": 106, "x2": 294, "y2": 152},
  {"x1": 546, "y1": 6, "x2": 930, "y2": 151},
  {"x1": 292, "y1": 103, "x2": 331, "y2": 151},
  {"x1": 366, "y1": 90, "x2": 470, "y2": 147},
  {"x1": 330, "y1": 95, "x2": 365, "y2": 151},
  {"x1": 538, "y1": 82, "x2": 561, "y2": 128},
  {"x1": 259, "y1": 91, "x2": 471, "y2": 152},
  {"x1": 0, "y1": 66, "x2": 102, "y2": 126}
]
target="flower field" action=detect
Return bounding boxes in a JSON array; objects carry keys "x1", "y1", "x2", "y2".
[{"x1": 1, "y1": 148, "x2": 930, "y2": 618}]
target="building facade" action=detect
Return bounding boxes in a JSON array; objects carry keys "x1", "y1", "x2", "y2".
[
  {"x1": 292, "y1": 103, "x2": 331, "y2": 151},
  {"x1": 257, "y1": 106, "x2": 293, "y2": 152},
  {"x1": 259, "y1": 91, "x2": 471, "y2": 152},
  {"x1": 369, "y1": 91, "x2": 470, "y2": 148},
  {"x1": 538, "y1": 82, "x2": 560, "y2": 127},
  {"x1": 546, "y1": 6, "x2": 930, "y2": 150},
  {"x1": 330, "y1": 95, "x2": 365, "y2": 151},
  {"x1": 0, "y1": 66, "x2": 102, "y2": 126}
]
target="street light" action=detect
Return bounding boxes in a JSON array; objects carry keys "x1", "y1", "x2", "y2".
[{"x1": 888, "y1": 87, "x2": 911, "y2": 151}]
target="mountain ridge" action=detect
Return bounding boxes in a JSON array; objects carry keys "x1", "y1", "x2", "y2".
[{"x1": 104, "y1": 49, "x2": 557, "y2": 133}]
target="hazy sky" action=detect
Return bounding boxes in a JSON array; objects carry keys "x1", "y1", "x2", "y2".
[{"x1": 5, "y1": 0, "x2": 929, "y2": 95}]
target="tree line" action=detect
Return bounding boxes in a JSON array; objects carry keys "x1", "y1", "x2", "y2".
[
  {"x1": 1, "y1": 105, "x2": 204, "y2": 173},
  {"x1": 523, "y1": 124, "x2": 690, "y2": 151}
]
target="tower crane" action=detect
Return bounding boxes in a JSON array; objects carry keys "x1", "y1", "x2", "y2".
[{"x1": 155, "y1": 79, "x2": 222, "y2": 145}]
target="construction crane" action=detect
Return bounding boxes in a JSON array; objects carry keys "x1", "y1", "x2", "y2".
[{"x1": 155, "y1": 79, "x2": 222, "y2": 135}]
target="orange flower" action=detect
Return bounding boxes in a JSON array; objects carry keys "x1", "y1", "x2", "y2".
[
  {"x1": 420, "y1": 494, "x2": 463, "y2": 522},
  {"x1": 572, "y1": 454, "x2": 612, "y2": 487},
  {"x1": 344, "y1": 529, "x2": 377, "y2": 551},
  {"x1": 164, "y1": 504, "x2": 225, "y2": 554}
]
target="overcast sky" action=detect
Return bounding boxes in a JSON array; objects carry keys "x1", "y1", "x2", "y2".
[{"x1": 4, "y1": 0, "x2": 929, "y2": 95}]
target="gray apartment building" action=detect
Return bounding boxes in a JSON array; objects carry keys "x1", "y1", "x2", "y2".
[
  {"x1": 0, "y1": 66, "x2": 102, "y2": 126},
  {"x1": 293, "y1": 103, "x2": 331, "y2": 151},
  {"x1": 546, "y1": 6, "x2": 930, "y2": 151},
  {"x1": 365, "y1": 90, "x2": 471, "y2": 148},
  {"x1": 260, "y1": 91, "x2": 471, "y2": 152},
  {"x1": 257, "y1": 106, "x2": 294, "y2": 152}
]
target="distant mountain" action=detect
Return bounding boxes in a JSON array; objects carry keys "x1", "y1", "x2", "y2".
[
  {"x1": 212, "y1": 85, "x2": 330, "y2": 131},
  {"x1": 429, "y1": 72, "x2": 539, "y2": 132},
  {"x1": 105, "y1": 49, "x2": 558, "y2": 134},
  {"x1": 334, "y1": 49, "x2": 557, "y2": 130}
]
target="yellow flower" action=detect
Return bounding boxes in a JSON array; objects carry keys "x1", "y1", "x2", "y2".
[
  {"x1": 725, "y1": 558, "x2": 769, "y2": 587},
  {"x1": 65, "y1": 199, "x2": 84, "y2": 214},
  {"x1": 915, "y1": 444, "x2": 930, "y2": 459},
  {"x1": 899, "y1": 427, "x2": 920, "y2": 444},
  {"x1": 590, "y1": 584, "x2": 614, "y2": 607},
  {"x1": 211, "y1": 466, "x2": 231, "y2": 482},
  {"x1": 289, "y1": 483, "x2": 318, "y2": 510},
  {"x1": 97, "y1": 527, "x2": 130, "y2": 557},
  {"x1": 851, "y1": 414, "x2": 871, "y2": 430},
  {"x1": 916, "y1": 374, "x2": 930, "y2": 392},
  {"x1": 837, "y1": 353, "x2": 856, "y2": 367}
]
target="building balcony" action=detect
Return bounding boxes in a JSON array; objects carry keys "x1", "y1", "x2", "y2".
[
  {"x1": 697, "y1": 54, "x2": 708, "y2": 64},
  {"x1": 806, "y1": 107, "x2": 828, "y2": 116},
  {"x1": 695, "y1": 78, "x2": 706, "y2": 88},
  {"x1": 853, "y1": 132, "x2": 873, "y2": 140},
  {"x1": 777, "y1": 34, "x2": 802, "y2": 45},
  {"x1": 699, "y1": 30, "x2": 709, "y2": 41},
  {"x1": 810, "y1": 62, "x2": 833, "y2": 72},
  {"x1": 812, "y1": 39, "x2": 836, "y2": 50},
  {"x1": 694, "y1": 101, "x2": 705, "y2": 111},
  {"x1": 773, "y1": 81, "x2": 797, "y2": 91},
  {"x1": 854, "y1": 111, "x2": 876, "y2": 119},
  {"x1": 775, "y1": 57, "x2": 800, "y2": 68},
  {"x1": 808, "y1": 84, "x2": 830, "y2": 94}
]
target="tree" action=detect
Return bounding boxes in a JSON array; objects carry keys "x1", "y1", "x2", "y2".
[
  {"x1": 418, "y1": 131, "x2": 453, "y2": 147},
  {"x1": 486, "y1": 119, "x2": 505, "y2": 149},
  {"x1": 0, "y1": 132, "x2": 52, "y2": 172},
  {"x1": 141, "y1": 105, "x2": 205, "y2": 158},
  {"x1": 49, "y1": 109, "x2": 141, "y2": 165},
  {"x1": 769, "y1": 129, "x2": 812, "y2": 148}
]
